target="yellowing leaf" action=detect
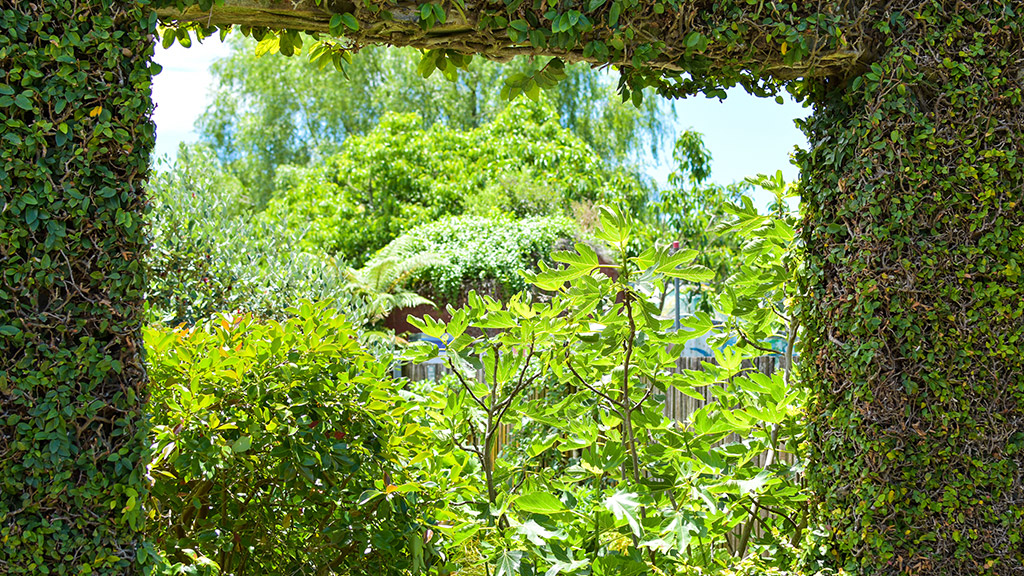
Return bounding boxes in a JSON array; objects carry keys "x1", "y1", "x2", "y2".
[
  {"x1": 89, "y1": 106, "x2": 102, "y2": 117},
  {"x1": 781, "y1": 42, "x2": 788, "y2": 55}
]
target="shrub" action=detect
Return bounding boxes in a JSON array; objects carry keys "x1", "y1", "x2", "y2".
[
  {"x1": 145, "y1": 302, "x2": 437, "y2": 575},
  {"x1": 146, "y1": 146, "x2": 356, "y2": 325},
  {"x1": 370, "y1": 213, "x2": 578, "y2": 305}
]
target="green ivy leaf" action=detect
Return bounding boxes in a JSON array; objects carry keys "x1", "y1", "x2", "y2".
[
  {"x1": 608, "y1": 1, "x2": 621, "y2": 27},
  {"x1": 341, "y1": 13, "x2": 359, "y2": 31}
]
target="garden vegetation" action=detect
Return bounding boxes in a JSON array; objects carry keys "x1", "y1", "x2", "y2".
[{"x1": 2, "y1": 1, "x2": 1021, "y2": 575}]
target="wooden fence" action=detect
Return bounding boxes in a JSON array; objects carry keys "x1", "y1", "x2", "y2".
[{"x1": 402, "y1": 355, "x2": 789, "y2": 426}]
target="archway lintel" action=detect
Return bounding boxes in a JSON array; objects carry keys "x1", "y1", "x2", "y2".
[{"x1": 155, "y1": 0, "x2": 868, "y2": 89}]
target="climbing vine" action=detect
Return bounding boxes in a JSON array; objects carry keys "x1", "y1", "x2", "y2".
[
  {"x1": 799, "y1": 3, "x2": 1024, "y2": 572},
  {"x1": 0, "y1": 0, "x2": 158, "y2": 574},
  {"x1": 154, "y1": 0, "x2": 868, "y2": 102}
]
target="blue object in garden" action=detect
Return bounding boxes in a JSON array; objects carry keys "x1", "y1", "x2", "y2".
[{"x1": 408, "y1": 333, "x2": 450, "y2": 364}]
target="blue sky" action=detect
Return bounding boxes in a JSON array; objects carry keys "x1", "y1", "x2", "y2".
[{"x1": 151, "y1": 39, "x2": 811, "y2": 199}]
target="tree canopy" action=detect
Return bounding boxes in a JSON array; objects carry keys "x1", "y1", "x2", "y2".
[
  {"x1": 263, "y1": 99, "x2": 649, "y2": 264},
  {"x1": 197, "y1": 36, "x2": 669, "y2": 202}
]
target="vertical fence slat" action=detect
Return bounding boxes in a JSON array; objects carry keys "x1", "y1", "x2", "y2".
[{"x1": 404, "y1": 355, "x2": 790, "y2": 429}]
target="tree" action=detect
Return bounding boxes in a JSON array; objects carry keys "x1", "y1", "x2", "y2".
[
  {"x1": 145, "y1": 145, "x2": 358, "y2": 325},
  {"x1": 262, "y1": 100, "x2": 650, "y2": 265},
  {"x1": 197, "y1": 36, "x2": 669, "y2": 204},
  {"x1": 637, "y1": 130, "x2": 748, "y2": 314},
  {"x1": 402, "y1": 206, "x2": 809, "y2": 575}
]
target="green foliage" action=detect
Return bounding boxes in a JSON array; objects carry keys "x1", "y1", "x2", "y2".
[
  {"x1": 11, "y1": 0, "x2": 1020, "y2": 574},
  {"x1": 371, "y1": 213, "x2": 577, "y2": 305},
  {"x1": 401, "y1": 205, "x2": 812, "y2": 575},
  {"x1": 145, "y1": 302, "x2": 436, "y2": 575},
  {"x1": 342, "y1": 249, "x2": 442, "y2": 324},
  {"x1": 0, "y1": 1, "x2": 157, "y2": 573},
  {"x1": 197, "y1": 37, "x2": 669, "y2": 203},
  {"x1": 636, "y1": 131, "x2": 749, "y2": 313},
  {"x1": 146, "y1": 146, "x2": 357, "y2": 326},
  {"x1": 264, "y1": 101, "x2": 647, "y2": 266},
  {"x1": 159, "y1": 0, "x2": 854, "y2": 106},
  {"x1": 798, "y1": 4, "x2": 1024, "y2": 572}
]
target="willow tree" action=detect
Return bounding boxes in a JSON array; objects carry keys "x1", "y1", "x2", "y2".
[{"x1": 1, "y1": 1, "x2": 1021, "y2": 575}]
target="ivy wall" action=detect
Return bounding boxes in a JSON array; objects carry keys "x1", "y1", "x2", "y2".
[
  {"x1": 801, "y1": 3, "x2": 1024, "y2": 572},
  {"x1": 0, "y1": 1, "x2": 156, "y2": 573}
]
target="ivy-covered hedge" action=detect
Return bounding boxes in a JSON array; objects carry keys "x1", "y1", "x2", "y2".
[
  {"x1": 0, "y1": 0, "x2": 156, "y2": 573},
  {"x1": 800, "y1": 2, "x2": 1024, "y2": 573}
]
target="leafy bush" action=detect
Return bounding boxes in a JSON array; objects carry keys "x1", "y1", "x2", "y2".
[
  {"x1": 399, "y1": 204, "x2": 811, "y2": 576},
  {"x1": 145, "y1": 302, "x2": 438, "y2": 575},
  {"x1": 146, "y1": 146, "x2": 356, "y2": 325},
  {"x1": 369, "y1": 213, "x2": 578, "y2": 305},
  {"x1": 263, "y1": 100, "x2": 649, "y2": 265}
]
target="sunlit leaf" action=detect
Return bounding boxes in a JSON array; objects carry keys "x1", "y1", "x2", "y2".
[
  {"x1": 603, "y1": 491, "x2": 642, "y2": 536},
  {"x1": 516, "y1": 492, "x2": 567, "y2": 515}
]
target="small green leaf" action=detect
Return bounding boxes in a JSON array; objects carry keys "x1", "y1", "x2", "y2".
[
  {"x1": 254, "y1": 35, "x2": 279, "y2": 57},
  {"x1": 608, "y1": 2, "x2": 621, "y2": 27},
  {"x1": 279, "y1": 32, "x2": 294, "y2": 56},
  {"x1": 231, "y1": 436, "x2": 252, "y2": 453},
  {"x1": 341, "y1": 13, "x2": 359, "y2": 31},
  {"x1": 161, "y1": 28, "x2": 176, "y2": 49}
]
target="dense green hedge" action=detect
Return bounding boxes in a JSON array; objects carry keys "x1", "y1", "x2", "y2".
[
  {"x1": 145, "y1": 304, "x2": 431, "y2": 575},
  {"x1": 370, "y1": 213, "x2": 577, "y2": 304},
  {"x1": 800, "y1": 2, "x2": 1024, "y2": 573},
  {"x1": 0, "y1": 0, "x2": 156, "y2": 574}
]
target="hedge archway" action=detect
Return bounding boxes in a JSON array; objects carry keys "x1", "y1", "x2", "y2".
[{"x1": 1, "y1": 1, "x2": 1021, "y2": 574}]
